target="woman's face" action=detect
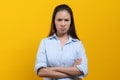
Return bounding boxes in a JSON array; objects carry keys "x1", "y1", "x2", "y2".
[{"x1": 55, "y1": 10, "x2": 71, "y2": 35}]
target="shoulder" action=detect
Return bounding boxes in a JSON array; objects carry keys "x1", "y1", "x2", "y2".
[
  {"x1": 40, "y1": 36, "x2": 55, "y2": 44},
  {"x1": 72, "y1": 37, "x2": 82, "y2": 44},
  {"x1": 73, "y1": 39, "x2": 85, "y2": 48},
  {"x1": 40, "y1": 37, "x2": 50, "y2": 43}
]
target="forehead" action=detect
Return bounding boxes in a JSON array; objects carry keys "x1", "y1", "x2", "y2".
[{"x1": 55, "y1": 10, "x2": 71, "y2": 18}]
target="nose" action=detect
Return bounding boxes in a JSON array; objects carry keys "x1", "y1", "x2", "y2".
[{"x1": 61, "y1": 21, "x2": 65, "y2": 27}]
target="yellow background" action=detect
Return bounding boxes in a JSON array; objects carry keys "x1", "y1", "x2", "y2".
[{"x1": 0, "y1": 0, "x2": 120, "y2": 80}]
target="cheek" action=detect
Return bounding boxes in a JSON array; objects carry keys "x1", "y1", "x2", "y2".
[
  {"x1": 55, "y1": 23, "x2": 60, "y2": 29},
  {"x1": 66, "y1": 23, "x2": 71, "y2": 29},
  {"x1": 67, "y1": 26, "x2": 70, "y2": 30},
  {"x1": 66, "y1": 21, "x2": 71, "y2": 26},
  {"x1": 55, "y1": 21, "x2": 60, "y2": 27}
]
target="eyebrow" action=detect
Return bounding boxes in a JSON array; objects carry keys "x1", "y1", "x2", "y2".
[{"x1": 56, "y1": 18, "x2": 70, "y2": 20}]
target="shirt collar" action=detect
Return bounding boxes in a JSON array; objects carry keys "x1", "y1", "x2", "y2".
[
  {"x1": 48, "y1": 34, "x2": 79, "y2": 42},
  {"x1": 48, "y1": 34, "x2": 58, "y2": 40}
]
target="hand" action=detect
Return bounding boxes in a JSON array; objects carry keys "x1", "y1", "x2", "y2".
[{"x1": 73, "y1": 58, "x2": 82, "y2": 67}]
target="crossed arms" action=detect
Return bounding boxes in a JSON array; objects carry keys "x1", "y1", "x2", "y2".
[{"x1": 37, "y1": 58, "x2": 83, "y2": 78}]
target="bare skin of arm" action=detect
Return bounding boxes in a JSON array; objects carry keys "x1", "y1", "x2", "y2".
[
  {"x1": 48, "y1": 58, "x2": 83, "y2": 77},
  {"x1": 38, "y1": 58, "x2": 82, "y2": 78},
  {"x1": 38, "y1": 67, "x2": 71, "y2": 78}
]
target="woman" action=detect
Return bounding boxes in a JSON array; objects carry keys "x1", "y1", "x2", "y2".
[{"x1": 34, "y1": 4, "x2": 88, "y2": 80}]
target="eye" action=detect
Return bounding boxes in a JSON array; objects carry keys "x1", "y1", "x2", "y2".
[
  {"x1": 57, "y1": 19, "x2": 62, "y2": 21},
  {"x1": 65, "y1": 19, "x2": 70, "y2": 21}
]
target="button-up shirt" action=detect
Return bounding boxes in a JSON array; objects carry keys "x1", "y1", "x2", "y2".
[{"x1": 34, "y1": 34, "x2": 88, "y2": 80}]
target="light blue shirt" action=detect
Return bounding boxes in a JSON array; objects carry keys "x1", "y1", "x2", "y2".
[{"x1": 34, "y1": 34, "x2": 88, "y2": 80}]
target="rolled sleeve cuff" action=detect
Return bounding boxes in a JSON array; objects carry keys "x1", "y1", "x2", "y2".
[
  {"x1": 76, "y1": 65, "x2": 88, "y2": 78},
  {"x1": 34, "y1": 63, "x2": 47, "y2": 75}
]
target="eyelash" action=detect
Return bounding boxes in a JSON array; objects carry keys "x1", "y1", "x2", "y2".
[{"x1": 57, "y1": 19, "x2": 69, "y2": 21}]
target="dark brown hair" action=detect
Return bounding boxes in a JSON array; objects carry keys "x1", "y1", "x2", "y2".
[{"x1": 48, "y1": 4, "x2": 79, "y2": 40}]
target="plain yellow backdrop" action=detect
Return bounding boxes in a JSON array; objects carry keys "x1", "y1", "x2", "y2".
[{"x1": 0, "y1": 0, "x2": 120, "y2": 80}]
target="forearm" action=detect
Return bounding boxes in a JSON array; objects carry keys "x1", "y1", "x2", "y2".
[
  {"x1": 38, "y1": 67, "x2": 71, "y2": 78},
  {"x1": 47, "y1": 58, "x2": 83, "y2": 77},
  {"x1": 49, "y1": 66, "x2": 83, "y2": 77}
]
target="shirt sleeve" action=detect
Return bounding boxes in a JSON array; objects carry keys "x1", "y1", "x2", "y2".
[
  {"x1": 34, "y1": 39, "x2": 47, "y2": 75},
  {"x1": 76, "y1": 41, "x2": 88, "y2": 78}
]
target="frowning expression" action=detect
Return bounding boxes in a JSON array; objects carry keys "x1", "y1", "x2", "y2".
[{"x1": 55, "y1": 10, "x2": 71, "y2": 35}]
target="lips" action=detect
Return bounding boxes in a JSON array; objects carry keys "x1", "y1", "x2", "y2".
[{"x1": 60, "y1": 28, "x2": 66, "y2": 31}]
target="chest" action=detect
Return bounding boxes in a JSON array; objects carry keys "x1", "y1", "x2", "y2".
[{"x1": 45, "y1": 41, "x2": 80, "y2": 67}]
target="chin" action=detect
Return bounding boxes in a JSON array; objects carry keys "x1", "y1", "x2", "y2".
[{"x1": 61, "y1": 32, "x2": 68, "y2": 35}]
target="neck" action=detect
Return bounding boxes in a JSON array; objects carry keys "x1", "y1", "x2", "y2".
[{"x1": 56, "y1": 33, "x2": 69, "y2": 39}]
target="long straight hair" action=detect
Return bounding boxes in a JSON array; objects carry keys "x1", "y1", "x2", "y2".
[{"x1": 48, "y1": 4, "x2": 80, "y2": 40}]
